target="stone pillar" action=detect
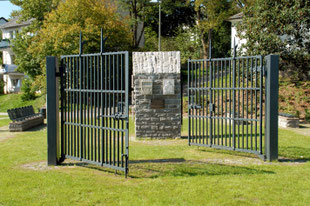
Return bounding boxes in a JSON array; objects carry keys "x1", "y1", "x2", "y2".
[{"x1": 133, "y1": 52, "x2": 181, "y2": 138}]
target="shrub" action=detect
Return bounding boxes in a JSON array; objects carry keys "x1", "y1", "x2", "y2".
[
  {"x1": 21, "y1": 78, "x2": 36, "y2": 101},
  {"x1": 0, "y1": 79, "x2": 4, "y2": 94}
]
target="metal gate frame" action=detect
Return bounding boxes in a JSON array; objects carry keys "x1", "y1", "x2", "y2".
[
  {"x1": 47, "y1": 32, "x2": 130, "y2": 177},
  {"x1": 187, "y1": 52, "x2": 279, "y2": 161}
]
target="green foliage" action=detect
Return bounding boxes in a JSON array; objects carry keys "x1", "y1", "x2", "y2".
[
  {"x1": 10, "y1": 0, "x2": 60, "y2": 29},
  {"x1": 305, "y1": 109, "x2": 310, "y2": 122},
  {"x1": 191, "y1": 0, "x2": 236, "y2": 58},
  {"x1": 12, "y1": 0, "x2": 132, "y2": 91},
  {"x1": 119, "y1": 0, "x2": 150, "y2": 48},
  {"x1": 237, "y1": 0, "x2": 310, "y2": 80},
  {"x1": 145, "y1": 0, "x2": 196, "y2": 37},
  {"x1": 0, "y1": 79, "x2": 4, "y2": 95},
  {"x1": 144, "y1": 27, "x2": 200, "y2": 65},
  {"x1": 21, "y1": 78, "x2": 36, "y2": 101},
  {"x1": 0, "y1": 51, "x2": 3, "y2": 65}
]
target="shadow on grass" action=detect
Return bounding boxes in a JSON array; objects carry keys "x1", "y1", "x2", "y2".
[
  {"x1": 25, "y1": 124, "x2": 47, "y2": 132},
  {"x1": 59, "y1": 158, "x2": 274, "y2": 179},
  {"x1": 128, "y1": 159, "x2": 274, "y2": 178},
  {"x1": 279, "y1": 146, "x2": 310, "y2": 163}
]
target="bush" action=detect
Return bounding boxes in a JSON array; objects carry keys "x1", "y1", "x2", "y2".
[
  {"x1": 21, "y1": 78, "x2": 36, "y2": 101},
  {"x1": 0, "y1": 79, "x2": 4, "y2": 94}
]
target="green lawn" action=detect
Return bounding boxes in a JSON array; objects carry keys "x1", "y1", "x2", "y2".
[
  {"x1": 0, "y1": 118, "x2": 310, "y2": 205},
  {"x1": 0, "y1": 93, "x2": 46, "y2": 112}
]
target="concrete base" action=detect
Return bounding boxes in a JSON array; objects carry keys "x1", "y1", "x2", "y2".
[{"x1": 278, "y1": 115, "x2": 299, "y2": 128}]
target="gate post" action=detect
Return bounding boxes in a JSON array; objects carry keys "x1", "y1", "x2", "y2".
[
  {"x1": 47, "y1": 56, "x2": 60, "y2": 165},
  {"x1": 265, "y1": 55, "x2": 279, "y2": 161}
]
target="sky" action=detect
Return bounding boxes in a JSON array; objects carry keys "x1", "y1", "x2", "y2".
[{"x1": 0, "y1": 0, "x2": 20, "y2": 19}]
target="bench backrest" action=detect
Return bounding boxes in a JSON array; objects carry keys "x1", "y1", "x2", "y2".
[{"x1": 7, "y1": 106, "x2": 35, "y2": 121}]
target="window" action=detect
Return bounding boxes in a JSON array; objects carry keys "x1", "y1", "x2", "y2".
[
  {"x1": 12, "y1": 79, "x2": 19, "y2": 87},
  {"x1": 9, "y1": 31, "x2": 13, "y2": 39}
]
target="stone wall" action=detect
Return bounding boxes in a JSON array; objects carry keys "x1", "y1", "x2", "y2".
[{"x1": 133, "y1": 52, "x2": 181, "y2": 138}]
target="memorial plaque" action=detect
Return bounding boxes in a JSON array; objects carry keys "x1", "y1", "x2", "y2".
[
  {"x1": 151, "y1": 99, "x2": 164, "y2": 109},
  {"x1": 163, "y1": 79, "x2": 175, "y2": 95},
  {"x1": 140, "y1": 80, "x2": 153, "y2": 95}
]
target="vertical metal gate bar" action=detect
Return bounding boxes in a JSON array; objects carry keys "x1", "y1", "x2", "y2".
[
  {"x1": 125, "y1": 51, "x2": 129, "y2": 177},
  {"x1": 220, "y1": 61, "x2": 223, "y2": 145},
  {"x1": 79, "y1": 54, "x2": 83, "y2": 159},
  {"x1": 73, "y1": 57, "x2": 76, "y2": 157},
  {"x1": 232, "y1": 53, "x2": 236, "y2": 150},
  {"x1": 90, "y1": 56, "x2": 92, "y2": 160},
  {"x1": 100, "y1": 53, "x2": 104, "y2": 164},
  {"x1": 95, "y1": 56, "x2": 98, "y2": 162},
  {"x1": 242, "y1": 59, "x2": 245, "y2": 150},
  {"x1": 70, "y1": 57, "x2": 73, "y2": 156},
  {"x1": 198, "y1": 62, "x2": 202, "y2": 144},
  {"x1": 209, "y1": 60, "x2": 213, "y2": 145},
  {"x1": 225, "y1": 60, "x2": 228, "y2": 147},
  {"x1": 250, "y1": 58, "x2": 254, "y2": 150},
  {"x1": 246, "y1": 58, "x2": 249, "y2": 150},
  {"x1": 238, "y1": 59, "x2": 241, "y2": 149},
  {"x1": 259, "y1": 56, "x2": 263, "y2": 154},
  {"x1": 86, "y1": 56, "x2": 89, "y2": 159},
  {"x1": 255, "y1": 57, "x2": 258, "y2": 151},
  {"x1": 64, "y1": 58, "x2": 67, "y2": 155},
  {"x1": 109, "y1": 55, "x2": 112, "y2": 164},
  {"x1": 60, "y1": 61, "x2": 64, "y2": 159},
  {"x1": 188, "y1": 60, "x2": 191, "y2": 145},
  {"x1": 117, "y1": 55, "x2": 120, "y2": 167},
  {"x1": 105, "y1": 55, "x2": 108, "y2": 164},
  {"x1": 194, "y1": 61, "x2": 197, "y2": 143},
  {"x1": 202, "y1": 60, "x2": 205, "y2": 145},
  {"x1": 121, "y1": 54, "x2": 124, "y2": 167},
  {"x1": 205, "y1": 60, "x2": 208, "y2": 145},
  {"x1": 113, "y1": 55, "x2": 116, "y2": 166}
]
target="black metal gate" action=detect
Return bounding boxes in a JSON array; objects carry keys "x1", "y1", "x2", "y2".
[
  {"x1": 59, "y1": 50, "x2": 129, "y2": 175},
  {"x1": 46, "y1": 33, "x2": 130, "y2": 176},
  {"x1": 188, "y1": 54, "x2": 279, "y2": 160}
]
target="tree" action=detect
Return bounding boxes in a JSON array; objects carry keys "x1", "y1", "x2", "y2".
[
  {"x1": 119, "y1": 0, "x2": 150, "y2": 48},
  {"x1": 11, "y1": 0, "x2": 61, "y2": 80},
  {"x1": 237, "y1": 0, "x2": 310, "y2": 80},
  {"x1": 191, "y1": 0, "x2": 236, "y2": 59},
  {"x1": 13, "y1": 0, "x2": 132, "y2": 91},
  {"x1": 145, "y1": 0, "x2": 196, "y2": 37},
  {"x1": 10, "y1": 0, "x2": 60, "y2": 30}
]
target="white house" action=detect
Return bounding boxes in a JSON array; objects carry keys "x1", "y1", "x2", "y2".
[
  {"x1": 227, "y1": 12, "x2": 247, "y2": 53},
  {"x1": 0, "y1": 16, "x2": 32, "y2": 94}
]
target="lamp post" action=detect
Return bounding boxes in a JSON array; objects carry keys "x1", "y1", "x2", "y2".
[{"x1": 158, "y1": 0, "x2": 161, "y2": 51}]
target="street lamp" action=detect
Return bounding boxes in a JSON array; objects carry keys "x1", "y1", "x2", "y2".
[{"x1": 158, "y1": 0, "x2": 161, "y2": 51}]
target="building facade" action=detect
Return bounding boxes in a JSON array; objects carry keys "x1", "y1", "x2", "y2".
[{"x1": 0, "y1": 16, "x2": 32, "y2": 94}]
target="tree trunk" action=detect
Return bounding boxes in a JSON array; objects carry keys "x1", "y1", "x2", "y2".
[{"x1": 196, "y1": 8, "x2": 208, "y2": 59}]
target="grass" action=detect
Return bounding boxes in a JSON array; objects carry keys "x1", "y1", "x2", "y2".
[
  {"x1": 0, "y1": 118, "x2": 310, "y2": 205},
  {"x1": 0, "y1": 93, "x2": 46, "y2": 113},
  {"x1": 0, "y1": 118, "x2": 10, "y2": 127}
]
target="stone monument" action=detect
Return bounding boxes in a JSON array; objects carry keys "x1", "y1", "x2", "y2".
[{"x1": 133, "y1": 52, "x2": 181, "y2": 138}]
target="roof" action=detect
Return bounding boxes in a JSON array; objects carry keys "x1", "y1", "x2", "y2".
[
  {"x1": 227, "y1": 12, "x2": 244, "y2": 22},
  {"x1": 0, "y1": 16, "x2": 33, "y2": 29},
  {"x1": 0, "y1": 40, "x2": 10, "y2": 49},
  {"x1": 0, "y1": 17, "x2": 8, "y2": 25},
  {"x1": 1, "y1": 64, "x2": 18, "y2": 74}
]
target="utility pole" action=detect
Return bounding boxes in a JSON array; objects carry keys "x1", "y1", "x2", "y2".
[{"x1": 158, "y1": 0, "x2": 161, "y2": 51}]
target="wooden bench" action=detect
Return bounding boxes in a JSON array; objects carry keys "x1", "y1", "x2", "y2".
[{"x1": 7, "y1": 106, "x2": 44, "y2": 132}]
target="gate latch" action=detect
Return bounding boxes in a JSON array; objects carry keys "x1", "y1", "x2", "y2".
[
  {"x1": 188, "y1": 104, "x2": 202, "y2": 110},
  {"x1": 114, "y1": 102, "x2": 127, "y2": 120},
  {"x1": 209, "y1": 103, "x2": 215, "y2": 113}
]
